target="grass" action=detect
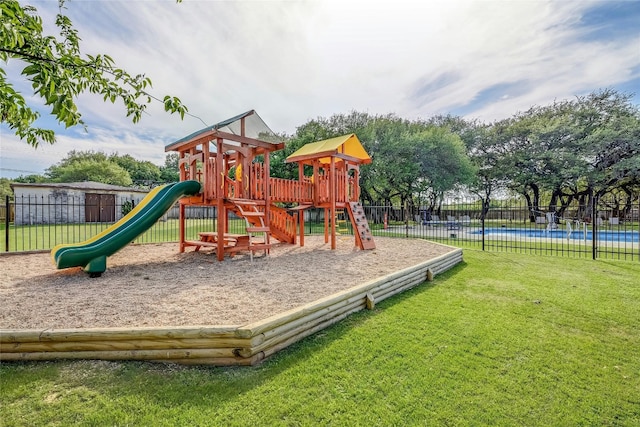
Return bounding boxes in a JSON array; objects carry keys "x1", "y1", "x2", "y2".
[{"x1": 1, "y1": 250, "x2": 639, "y2": 426}]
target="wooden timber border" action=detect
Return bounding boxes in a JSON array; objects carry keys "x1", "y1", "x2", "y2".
[{"x1": 1, "y1": 248, "x2": 462, "y2": 366}]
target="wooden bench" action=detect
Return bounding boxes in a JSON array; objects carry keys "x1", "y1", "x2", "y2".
[
  {"x1": 190, "y1": 232, "x2": 269, "y2": 260},
  {"x1": 185, "y1": 232, "x2": 242, "y2": 252}
]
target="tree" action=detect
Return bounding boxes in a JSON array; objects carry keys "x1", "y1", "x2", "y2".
[
  {"x1": 270, "y1": 112, "x2": 372, "y2": 181},
  {"x1": 45, "y1": 150, "x2": 108, "y2": 180},
  {"x1": 159, "y1": 153, "x2": 180, "y2": 183},
  {"x1": 285, "y1": 112, "x2": 476, "y2": 210},
  {"x1": 359, "y1": 114, "x2": 414, "y2": 206},
  {"x1": 476, "y1": 89, "x2": 640, "y2": 222},
  {"x1": 109, "y1": 154, "x2": 160, "y2": 186},
  {"x1": 45, "y1": 150, "x2": 131, "y2": 185},
  {"x1": 50, "y1": 158, "x2": 132, "y2": 186},
  {"x1": 0, "y1": 0, "x2": 187, "y2": 147},
  {"x1": 574, "y1": 90, "x2": 640, "y2": 197},
  {"x1": 427, "y1": 114, "x2": 482, "y2": 151},
  {"x1": 462, "y1": 122, "x2": 505, "y2": 215},
  {"x1": 12, "y1": 174, "x2": 49, "y2": 183},
  {"x1": 0, "y1": 178, "x2": 13, "y2": 201},
  {"x1": 405, "y1": 125, "x2": 476, "y2": 212}
]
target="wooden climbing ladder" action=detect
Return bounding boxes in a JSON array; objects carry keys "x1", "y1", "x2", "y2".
[
  {"x1": 346, "y1": 201, "x2": 376, "y2": 250},
  {"x1": 229, "y1": 199, "x2": 271, "y2": 261}
]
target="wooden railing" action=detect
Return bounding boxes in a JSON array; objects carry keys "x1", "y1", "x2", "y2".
[
  {"x1": 206, "y1": 159, "x2": 217, "y2": 201},
  {"x1": 268, "y1": 206, "x2": 297, "y2": 244},
  {"x1": 241, "y1": 203, "x2": 295, "y2": 244},
  {"x1": 270, "y1": 178, "x2": 313, "y2": 204},
  {"x1": 249, "y1": 163, "x2": 265, "y2": 200},
  {"x1": 186, "y1": 162, "x2": 358, "y2": 205}
]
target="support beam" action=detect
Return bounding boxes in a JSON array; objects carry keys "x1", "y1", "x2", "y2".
[
  {"x1": 216, "y1": 138, "x2": 225, "y2": 261},
  {"x1": 298, "y1": 162, "x2": 305, "y2": 247},
  {"x1": 212, "y1": 130, "x2": 284, "y2": 151},
  {"x1": 324, "y1": 208, "x2": 329, "y2": 244},
  {"x1": 330, "y1": 156, "x2": 336, "y2": 250},
  {"x1": 264, "y1": 146, "x2": 271, "y2": 230}
]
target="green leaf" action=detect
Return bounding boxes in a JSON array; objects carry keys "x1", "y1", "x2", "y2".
[{"x1": 2, "y1": 0, "x2": 190, "y2": 146}]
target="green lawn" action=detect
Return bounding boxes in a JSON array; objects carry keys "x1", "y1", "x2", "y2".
[{"x1": 1, "y1": 250, "x2": 639, "y2": 426}]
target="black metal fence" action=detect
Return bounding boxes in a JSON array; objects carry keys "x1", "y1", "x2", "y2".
[
  {"x1": 2, "y1": 193, "x2": 639, "y2": 262},
  {"x1": 361, "y1": 193, "x2": 640, "y2": 262},
  {"x1": 1, "y1": 194, "x2": 219, "y2": 252}
]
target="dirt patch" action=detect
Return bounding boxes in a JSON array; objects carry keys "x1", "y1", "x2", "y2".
[{"x1": 0, "y1": 236, "x2": 452, "y2": 329}]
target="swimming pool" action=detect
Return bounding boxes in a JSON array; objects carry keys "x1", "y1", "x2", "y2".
[{"x1": 473, "y1": 228, "x2": 640, "y2": 243}]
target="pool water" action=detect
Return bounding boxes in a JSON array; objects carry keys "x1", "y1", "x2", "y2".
[{"x1": 474, "y1": 228, "x2": 639, "y2": 243}]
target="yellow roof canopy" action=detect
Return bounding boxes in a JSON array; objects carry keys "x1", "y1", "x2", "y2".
[{"x1": 285, "y1": 134, "x2": 371, "y2": 165}]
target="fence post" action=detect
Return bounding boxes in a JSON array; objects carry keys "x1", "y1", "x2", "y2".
[
  {"x1": 481, "y1": 198, "x2": 487, "y2": 251},
  {"x1": 592, "y1": 193, "x2": 597, "y2": 260},
  {"x1": 404, "y1": 201, "x2": 409, "y2": 238},
  {"x1": 4, "y1": 195, "x2": 9, "y2": 252}
]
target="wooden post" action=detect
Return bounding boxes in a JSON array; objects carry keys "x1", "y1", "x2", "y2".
[
  {"x1": 298, "y1": 163, "x2": 305, "y2": 247},
  {"x1": 313, "y1": 160, "x2": 319, "y2": 206},
  {"x1": 216, "y1": 138, "x2": 225, "y2": 261},
  {"x1": 203, "y1": 142, "x2": 210, "y2": 201},
  {"x1": 264, "y1": 147, "x2": 271, "y2": 230},
  {"x1": 426, "y1": 268, "x2": 434, "y2": 282},
  {"x1": 353, "y1": 165, "x2": 360, "y2": 201},
  {"x1": 330, "y1": 156, "x2": 336, "y2": 249},
  {"x1": 324, "y1": 208, "x2": 329, "y2": 243},
  {"x1": 179, "y1": 153, "x2": 187, "y2": 181},
  {"x1": 189, "y1": 148, "x2": 197, "y2": 182},
  {"x1": 365, "y1": 292, "x2": 375, "y2": 310},
  {"x1": 238, "y1": 117, "x2": 247, "y2": 199},
  {"x1": 296, "y1": 211, "x2": 304, "y2": 247}
]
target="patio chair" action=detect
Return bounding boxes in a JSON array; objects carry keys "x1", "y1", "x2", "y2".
[
  {"x1": 544, "y1": 212, "x2": 558, "y2": 230},
  {"x1": 423, "y1": 214, "x2": 441, "y2": 226},
  {"x1": 446, "y1": 215, "x2": 461, "y2": 230}
]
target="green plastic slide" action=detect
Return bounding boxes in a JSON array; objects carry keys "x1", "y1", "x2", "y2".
[{"x1": 51, "y1": 180, "x2": 201, "y2": 277}]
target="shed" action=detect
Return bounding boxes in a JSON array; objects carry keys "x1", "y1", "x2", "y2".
[{"x1": 10, "y1": 182, "x2": 149, "y2": 225}]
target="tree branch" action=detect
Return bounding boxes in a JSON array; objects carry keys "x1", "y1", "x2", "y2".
[{"x1": 0, "y1": 47, "x2": 62, "y2": 65}]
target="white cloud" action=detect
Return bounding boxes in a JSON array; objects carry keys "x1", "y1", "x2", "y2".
[{"x1": 2, "y1": 0, "x2": 638, "y2": 178}]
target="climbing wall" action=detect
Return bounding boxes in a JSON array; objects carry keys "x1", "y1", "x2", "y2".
[{"x1": 347, "y1": 201, "x2": 376, "y2": 250}]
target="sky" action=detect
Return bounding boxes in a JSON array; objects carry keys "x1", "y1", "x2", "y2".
[{"x1": 1, "y1": 0, "x2": 639, "y2": 179}]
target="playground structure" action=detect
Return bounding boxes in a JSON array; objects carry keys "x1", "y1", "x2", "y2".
[
  {"x1": 49, "y1": 110, "x2": 374, "y2": 275},
  {"x1": 165, "y1": 110, "x2": 376, "y2": 261},
  {"x1": 18, "y1": 110, "x2": 466, "y2": 366}
]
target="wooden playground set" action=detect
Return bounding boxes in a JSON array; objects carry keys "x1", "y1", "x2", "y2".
[
  {"x1": 165, "y1": 110, "x2": 377, "y2": 260},
  {"x1": 1, "y1": 110, "x2": 465, "y2": 366}
]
